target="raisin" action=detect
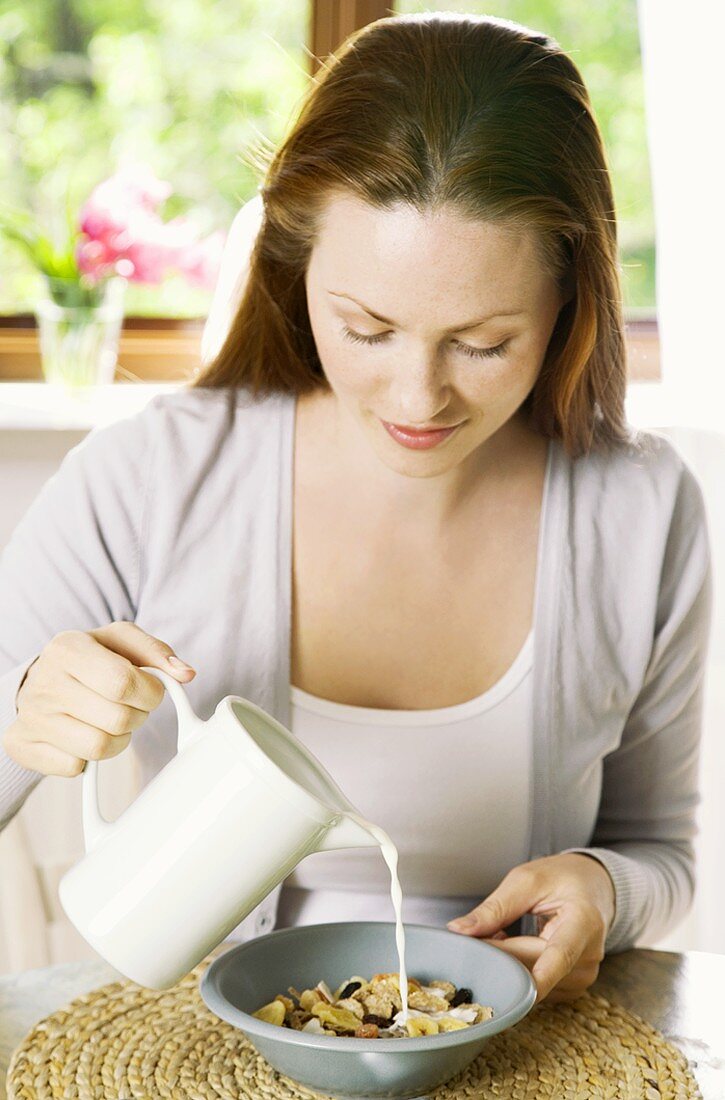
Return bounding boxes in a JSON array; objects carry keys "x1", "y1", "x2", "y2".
[
  {"x1": 338, "y1": 981, "x2": 362, "y2": 1000},
  {"x1": 362, "y1": 1012, "x2": 391, "y2": 1027},
  {"x1": 450, "y1": 987, "x2": 473, "y2": 1008}
]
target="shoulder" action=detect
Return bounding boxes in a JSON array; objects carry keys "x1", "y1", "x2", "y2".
[
  {"x1": 72, "y1": 385, "x2": 292, "y2": 471},
  {"x1": 567, "y1": 426, "x2": 706, "y2": 531}
]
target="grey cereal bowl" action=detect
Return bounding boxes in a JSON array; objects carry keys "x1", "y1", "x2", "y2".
[{"x1": 200, "y1": 920, "x2": 536, "y2": 1100}]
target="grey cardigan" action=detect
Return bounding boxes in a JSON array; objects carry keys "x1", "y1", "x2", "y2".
[{"x1": 0, "y1": 386, "x2": 713, "y2": 951}]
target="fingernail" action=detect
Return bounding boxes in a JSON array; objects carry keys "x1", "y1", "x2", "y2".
[
  {"x1": 448, "y1": 916, "x2": 476, "y2": 930},
  {"x1": 167, "y1": 655, "x2": 193, "y2": 671}
]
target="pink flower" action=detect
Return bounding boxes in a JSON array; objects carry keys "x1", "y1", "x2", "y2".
[
  {"x1": 76, "y1": 164, "x2": 224, "y2": 288},
  {"x1": 176, "y1": 229, "x2": 226, "y2": 290}
]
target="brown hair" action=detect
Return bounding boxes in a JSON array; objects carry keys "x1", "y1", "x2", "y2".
[{"x1": 192, "y1": 12, "x2": 630, "y2": 457}]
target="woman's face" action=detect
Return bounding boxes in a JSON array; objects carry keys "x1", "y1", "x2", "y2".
[{"x1": 304, "y1": 191, "x2": 567, "y2": 477}]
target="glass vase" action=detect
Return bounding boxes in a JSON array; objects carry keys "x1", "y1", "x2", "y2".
[{"x1": 35, "y1": 276, "x2": 127, "y2": 389}]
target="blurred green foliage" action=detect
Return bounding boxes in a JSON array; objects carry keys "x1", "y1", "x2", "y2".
[{"x1": 0, "y1": 0, "x2": 653, "y2": 316}]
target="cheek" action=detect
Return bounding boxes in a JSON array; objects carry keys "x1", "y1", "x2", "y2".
[
  {"x1": 457, "y1": 349, "x2": 540, "y2": 409},
  {"x1": 310, "y1": 323, "x2": 383, "y2": 396}
]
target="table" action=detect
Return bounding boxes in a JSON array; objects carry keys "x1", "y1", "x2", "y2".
[{"x1": 1, "y1": 948, "x2": 724, "y2": 1099}]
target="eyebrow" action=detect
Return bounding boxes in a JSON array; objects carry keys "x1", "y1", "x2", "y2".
[{"x1": 327, "y1": 291, "x2": 526, "y2": 332}]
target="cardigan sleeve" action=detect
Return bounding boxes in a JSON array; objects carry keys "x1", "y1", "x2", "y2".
[
  {"x1": 565, "y1": 456, "x2": 714, "y2": 953},
  {"x1": 0, "y1": 406, "x2": 157, "y2": 833}
]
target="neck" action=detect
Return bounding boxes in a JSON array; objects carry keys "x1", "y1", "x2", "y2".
[{"x1": 296, "y1": 389, "x2": 546, "y2": 534}]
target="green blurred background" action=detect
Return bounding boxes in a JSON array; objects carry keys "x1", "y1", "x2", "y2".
[{"x1": 0, "y1": 0, "x2": 654, "y2": 317}]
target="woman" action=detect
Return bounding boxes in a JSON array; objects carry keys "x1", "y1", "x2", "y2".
[{"x1": 0, "y1": 13, "x2": 712, "y2": 1005}]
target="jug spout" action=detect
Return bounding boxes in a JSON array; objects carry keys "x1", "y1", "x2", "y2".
[{"x1": 317, "y1": 813, "x2": 381, "y2": 852}]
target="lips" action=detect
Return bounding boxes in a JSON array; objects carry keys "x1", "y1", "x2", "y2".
[
  {"x1": 391, "y1": 423, "x2": 461, "y2": 432},
  {"x1": 380, "y1": 419, "x2": 463, "y2": 450}
]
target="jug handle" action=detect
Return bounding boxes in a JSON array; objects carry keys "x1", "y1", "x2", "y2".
[{"x1": 81, "y1": 664, "x2": 206, "y2": 853}]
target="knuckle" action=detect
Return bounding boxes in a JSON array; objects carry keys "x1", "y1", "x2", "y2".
[
  {"x1": 50, "y1": 629, "x2": 83, "y2": 655},
  {"x1": 108, "y1": 704, "x2": 133, "y2": 736},
  {"x1": 109, "y1": 664, "x2": 137, "y2": 703},
  {"x1": 62, "y1": 757, "x2": 86, "y2": 778},
  {"x1": 147, "y1": 636, "x2": 172, "y2": 660},
  {"x1": 85, "y1": 731, "x2": 114, "y2": 760},
  {"x1": 549, "y1": 941, "x2": 578, "y2": 972},
  {"x1": 481, "y1": 895, "x2": 507, "y2": 925},
  {"x1": 109, "y1": 732, "x2": 132, "y2": 756}
]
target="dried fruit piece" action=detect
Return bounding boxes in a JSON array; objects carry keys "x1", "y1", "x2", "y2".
[
  {"x1": 450, "y1": 987, "x2": 473, "y2": 1008},
  {"x1": 336, "y1": 980, "x2": 362, "y2": 1000},
  {"x1": 299, "y1": 989, "x2": 320, "y2": 1012},
  {"x1": 253, "y1": 1000, "x2": 286, "y2": 1026},
  {"x1": 274, "y1": 994, "x2": 295, "y2": 1017},
  {"x1": 362, "y1": 1012, "x2": 392, "y2": 1027},
  {"x1": 437, "y1": 1016, "x2": 469, "y2": 1032},
  {"x1": 312, "y1": 1003, "x2": 365, "y2": 1033},
  {"x1": 406, "y1": 1015, "x2": 440, "y2": 1036},
  {"x1": 355, "y1": 1022, "x2": 380, "y2": 1039}
]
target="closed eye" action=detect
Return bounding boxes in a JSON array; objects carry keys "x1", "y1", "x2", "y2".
[{"x1": 341, "y1": 326, "x2": 510, "y2": 360}]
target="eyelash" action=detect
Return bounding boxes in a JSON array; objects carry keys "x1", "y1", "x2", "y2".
[{"x1": 341, "y1": 325, "x2": 509, "y2": 360}]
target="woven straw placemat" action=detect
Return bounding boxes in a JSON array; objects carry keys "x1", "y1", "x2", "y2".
[{"x1": 6, "y1": 952, "x2": 701, "y2": 1099}]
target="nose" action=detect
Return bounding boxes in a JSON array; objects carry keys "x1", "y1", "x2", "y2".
[{"x1": 389, "y1": 350, "x2": 451, "y2": 426}]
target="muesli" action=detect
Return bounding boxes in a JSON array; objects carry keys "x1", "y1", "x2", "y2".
[{"x1": 253, "y1": 971, "x2": 494, "y2": 1038}]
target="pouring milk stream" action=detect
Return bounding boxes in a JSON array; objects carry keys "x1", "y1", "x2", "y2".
[{"x1": 59, "y1": 666, "x2": 411, "y2": 1015}]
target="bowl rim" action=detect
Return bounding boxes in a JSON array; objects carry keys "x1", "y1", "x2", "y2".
[{"x1": 200, "y1": 921, "x2": 537, "y2": 1054}]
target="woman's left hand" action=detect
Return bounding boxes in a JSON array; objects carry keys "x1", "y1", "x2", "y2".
[{"x1": 446, "y1": 852, "x2": 616, "y2": 1004}]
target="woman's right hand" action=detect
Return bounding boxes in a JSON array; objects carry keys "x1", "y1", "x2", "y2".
[{"x1": 2, "y1": 621, "x2": 196, "y2": 778}]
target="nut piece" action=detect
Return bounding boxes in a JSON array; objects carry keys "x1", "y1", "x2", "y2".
[
  {"x1": 355, "y1": 1022, "x2": 380, "y2": 1039},
  {"x1": 253, "y1": 1000, "x2": 286, "y2": 1026},
  {"x1": 406, "y1": 1015, "x2": 440, "y2": 1036},
  {"x1": 471, "y1": 1003, "x2": 495, "y2": 1023},
  {"x1": 301, "y1": 1017, "x2": 326, "y2": 1034}
]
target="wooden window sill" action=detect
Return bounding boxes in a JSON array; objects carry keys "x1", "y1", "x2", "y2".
[{"x1": 0, "y1": 315, "x2": 660, "y2": 384}]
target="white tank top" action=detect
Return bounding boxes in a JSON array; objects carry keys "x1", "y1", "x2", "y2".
[{"x1": 276, "y1": 628, "x2": 534, "y2": 930}]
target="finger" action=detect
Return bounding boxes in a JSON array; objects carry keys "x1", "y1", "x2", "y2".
[
  {"x1": 21, "y1": 711, "x2": 132, "y2": 762},
  {"x1": 58, "y1": 670, "x2": 150, "y2": 736},
  {"x1": 531, "y1": 905, "x2": 590, "y2": 1001},
  {"x1": 5, "y1": 731, "x2": 90, "y2": 778},
  {"x1": 479, "y1": 936, "x2": 547, "y2": 967},
  {"x1": 447, "y1": 869, "x2": 535, "y2": 936},
  {"x1": 90, "y1": 621, "x2": 195, "y2": 680}
]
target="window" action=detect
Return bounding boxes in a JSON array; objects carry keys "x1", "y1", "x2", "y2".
[{"x1": 0, "y1": 0, "x2": 657, "y2": 380}]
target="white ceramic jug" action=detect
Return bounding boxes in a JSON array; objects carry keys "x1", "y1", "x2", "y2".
[{"x1": 58, "y1": 667, "x2": 380, "y2": 989}]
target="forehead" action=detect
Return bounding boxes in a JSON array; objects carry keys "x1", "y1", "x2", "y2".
[{"x1": 307, "y1": 190, "x2": 552, "y2": 310}]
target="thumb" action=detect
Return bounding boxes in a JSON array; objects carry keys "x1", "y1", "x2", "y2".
[
  {"x1": 447, "y1": 874, "x2": 532, "y2": 936},
  {"x1": 89, "y1": 621, "x2": 196, "y2": 682}
]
